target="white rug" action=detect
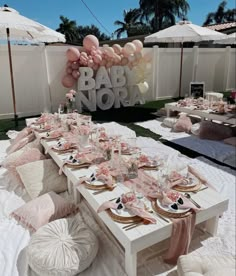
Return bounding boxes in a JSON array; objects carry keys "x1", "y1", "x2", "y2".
[
  {"x1": 136, "y1": 119, "x2": 236, "y2": 168},
  {"x1": 0, "y1": 132, "x2": 235, "y2": 276}
]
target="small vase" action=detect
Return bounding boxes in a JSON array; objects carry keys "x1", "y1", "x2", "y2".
[{"x1": 66, "y1": 101, "x2": 76, "y2": 114}]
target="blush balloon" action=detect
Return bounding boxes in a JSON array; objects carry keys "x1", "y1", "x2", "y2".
[
  {"x1": 112, "y1": 44, "x2": 122, "y2": 54},
  {"x1": 72, "y1": 70, "x2": 80, "y2": 79},
  {"x1": 61, "y1": 74, "x2": 76, "y2": 88},
  {"x1": 66, "y1": 66, "x2": 73, "y2": 74},
  {"x1": 121, "y1": 57, "x2": 129, "y2": 66},
  {"x1": 132, "y1": 40, "x2": 143, "y2": 52},
  {"x1": 124, "y1": 42, "x2": 136, "y2": 55},
  {"x1": 71, "y1": 62, "x2": 79, "y2": 70},
  {"x1": 93, "y1": 54, "x2": 102, "y2": 64},
  {"x1": 83, "y1": 35, "x2": 99, "y2": 52},
  {"x1": 66, "y1": 47, "x2": 80, "y2": 62}
]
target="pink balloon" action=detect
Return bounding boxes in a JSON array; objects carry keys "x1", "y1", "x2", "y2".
[
  {"x1": 100, "y1": 59, "x2": 107, "y2": 66},
  {"x1": 71, "y1": 62, "x2": 79, "y2": 70},
  {"x1": 112, "y1": 44, "x2": 122, "y2": 54},
  {"x1": 121, "y1": 57, "x2": 129, "y2": 66},
  {"x1": 66, "y1": 66, "x2": 73, "y2": 74},
  {"x1": 66, "y1": 47, "x2": 80, "y2": 62},
  {"x1": 124, "y1": 42, "x2": 136, "y2": 55},
  {"x1": 83, "y1": 35, "x2": 99, "y2": 52},
  {"x1": 61, "y1": 74, "x2": 76, "y2": 88},
  {"x1": 106, "y1": 47, "x2": 115, "y2": 58},
  {"x1": 88, "y1": 59, "x2": 94, "y2": 68},
  {"x1": 92, "y1": 64, "x2": 99, "y2": 71},
  {"x1": 72, "y1": 70, "x2": 80, "y2": 79},
  {"x1": 106, "y1": 61, "x2": 113, "y2": 68},
  {"x1": 113, "y1": 54, "x2": 121, "y2": 64},
  {"x1": 132, "y1": 40, "x2": 143, "y2": 52},
  {"x1": 128, "y1": 54, "x2": 136, "y2": 62},
  {"x1": 93, "y1": 54, "x2": 102, "y2": 64}
]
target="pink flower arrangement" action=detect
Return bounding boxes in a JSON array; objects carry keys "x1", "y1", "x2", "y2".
[
  {"x1": 66, "y1": 89, "x2": 77, "y2": 101},
  {"x1": 79, "y1": 125, "x2": 91, "y2": 136}
]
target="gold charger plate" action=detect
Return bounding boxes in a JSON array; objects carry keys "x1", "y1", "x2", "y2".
[
  {"x1": 106, "y1": 208, "x2": 142, "y2": 224},
  {"x1": 151, "y1": 199, "x2": 192, "y2": 219},
  {"x1": 66, "y1": 162, "x2": 91, "y2": 169},
  {"x1": 172, "y1": 181, "x2": 202, "y2": 192},
  {"x1": 51, "y1": 147, "x2": 75, "y2": 154}
]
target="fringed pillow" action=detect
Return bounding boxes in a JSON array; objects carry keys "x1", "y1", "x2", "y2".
[
  {"x1": 7, "y1": 132, "x2": 35, "y2": 154},
  {"x1": 11, "y1": 191, "x2": 77, "y2": 232}
]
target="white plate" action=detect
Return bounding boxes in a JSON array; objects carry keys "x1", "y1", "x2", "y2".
[
  {"x1": 85, "y1": 179, "x2": 104, "y2": 186},
  {"x1": 110, "y1": 207, "x2": 136, "y2": 218},
  {"x1": 176, "y1": 174, "x2": 199, "y2": 188},
  {"x1": 156, "y1": 199, "x2": 190, "y2": 214}
]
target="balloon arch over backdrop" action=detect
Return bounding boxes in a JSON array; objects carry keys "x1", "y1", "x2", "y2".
[{"x1": 61, "y1": 35, "x2": 152, "y2": 112}]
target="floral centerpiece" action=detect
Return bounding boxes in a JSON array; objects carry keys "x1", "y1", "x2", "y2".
[{"x1": 65, "y1": 89, "x2": 77, "y2": 113}]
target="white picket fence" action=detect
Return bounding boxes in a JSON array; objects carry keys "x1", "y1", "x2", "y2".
[{"x1": 0, "y1": 44, "x2": 235, "y2": 119}]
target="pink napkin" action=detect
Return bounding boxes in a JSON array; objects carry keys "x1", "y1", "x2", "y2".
[
  {"x1": 97, "y1": 192, "x2": 156, "y2": 224},
  {"x1": 164, "y1": 211, "x2": 196, "y2": 265}
]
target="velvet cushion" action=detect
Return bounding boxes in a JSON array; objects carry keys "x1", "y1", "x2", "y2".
[
  {"x1": 16, "y1": 159, "x2": 67, "y2": 199},
  {"x1": 11, "y1": 191, "x2": 77, "y2": 232},
  {"x1": 27, "y1": 215, "x2": 98, "y2": 276},
  {"x1": 2, "y1": 148, "x2": 46, "y2": 187},
  {"x1": 173, "y1": 115, "x2": 192, "y2": 133},
  {"x1": 199, "y1": 121, "x2": 234, "y2": 140}
]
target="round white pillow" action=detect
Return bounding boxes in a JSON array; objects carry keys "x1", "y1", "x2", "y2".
[
  {"x1": 27, "y1": 216, "x2": 98, "y2": 276},
  {"x1": 162, "y1": 117, "x2": 178, "y2": 128}
]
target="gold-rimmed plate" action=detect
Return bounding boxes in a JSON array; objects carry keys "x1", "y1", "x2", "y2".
[
  {"x1": 106, "y1": 208, "x2": 142, "y2": 224},
  {"x1": 151, "y1": 199, "x2": 191, "y2": 219}
]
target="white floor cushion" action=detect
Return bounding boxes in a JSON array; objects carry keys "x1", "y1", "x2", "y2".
[
  {"x1": 177, "y1": 254, "x2": 235, "y2": 276},
  {"x1": 27, "y1": 215, "x2": 98, "y2": 276}
]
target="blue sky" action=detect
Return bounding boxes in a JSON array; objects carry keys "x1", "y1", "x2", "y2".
[{"x1": 2, "y1": 0, "x2": 235, "y2": 38}]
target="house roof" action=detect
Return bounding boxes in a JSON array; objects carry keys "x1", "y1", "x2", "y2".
[{"x1": 206, "y1": 22, "x2": 236, "y2": 31}]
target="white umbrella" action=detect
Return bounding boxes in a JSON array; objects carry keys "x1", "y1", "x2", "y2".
[
  {"x1": 144, "y1": 21, "x2": 227, "y2": 97},
  {"x1": 213, "y1": 32, "x2": 236, "y2": 45},
  {"x1": 0, "y1": 5, "x2": 66, "y2": 122}
]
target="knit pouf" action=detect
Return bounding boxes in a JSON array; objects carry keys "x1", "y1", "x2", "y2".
[{"x1": 27, "y1": 216, "x2": 98, "y2": 276}]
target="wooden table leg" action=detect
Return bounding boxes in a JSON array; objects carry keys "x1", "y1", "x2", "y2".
[{"x1": 125, "y1": 250, "x2": 137, "y2": 276}]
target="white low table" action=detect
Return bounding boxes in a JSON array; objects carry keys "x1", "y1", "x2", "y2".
[
  {"x1": 165, "y1": 102, "x2": 236, "y2": 125},
  {"x1": 35, "y1": 128, "x2": 229, "y2": 276}
]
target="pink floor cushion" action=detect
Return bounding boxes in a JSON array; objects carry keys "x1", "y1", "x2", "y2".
[
  {"x1": 173, "y1": 114, "x2": 192, "y2": 133},
  {"x1": 11, "y1": 191, "x2": 77, "y2": 232},
  {"x1": 199, "y1": 121, "x2": 234, "y2": 140}
]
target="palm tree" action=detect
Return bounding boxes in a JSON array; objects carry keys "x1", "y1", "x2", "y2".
[
  {"x1": 56, "y1": 16, "x2": 78, "y2": 43},
  {"x1": 114, "y1": 9, "x2": 143, "y2": 38},
  {"x1": 139, "y1": 0, "x2": 190, "y2": 32},
  {"x1": 203, "y1": 1, "x2": 236, "y2": 26}
]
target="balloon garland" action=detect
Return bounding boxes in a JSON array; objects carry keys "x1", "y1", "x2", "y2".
[{"x1": 61, "y1": 35, "x2": 149, "y2": 89}]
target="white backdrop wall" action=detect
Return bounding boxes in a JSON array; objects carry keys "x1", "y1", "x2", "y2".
[{"x1": 0, "y1": 45, "x2": 235, "y2": 119}]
